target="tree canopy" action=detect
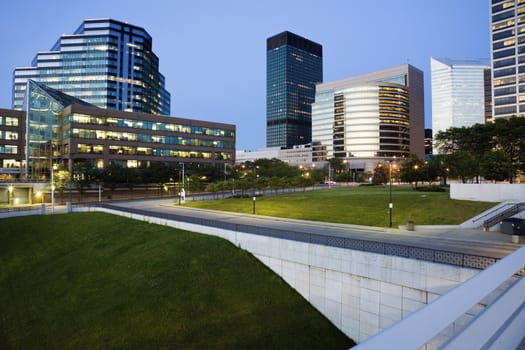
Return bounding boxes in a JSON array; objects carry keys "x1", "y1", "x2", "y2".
[{"x1": 434, "y1": 117, "x2": 525, "y2": 183}]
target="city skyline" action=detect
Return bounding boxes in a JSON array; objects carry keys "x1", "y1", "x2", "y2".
[{"x1": 0, "y1": 0, "x2": 489, "y2": 150}]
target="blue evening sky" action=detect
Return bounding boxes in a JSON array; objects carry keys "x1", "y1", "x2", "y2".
[{"x1": 0, "y1": 0, "x2": 489, "y2": 150}]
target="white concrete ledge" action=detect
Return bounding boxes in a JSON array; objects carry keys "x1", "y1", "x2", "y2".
[{"x1": 451, "y1": 183, "x2": 525, "y2": 202}]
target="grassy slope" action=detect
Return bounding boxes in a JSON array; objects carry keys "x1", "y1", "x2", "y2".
[
  {"x1": 186, "y1": 186, "x2": 494, "y2": 227},
  {"x1": 0, "y1": 213, "x2": 354, "y2": 349}
]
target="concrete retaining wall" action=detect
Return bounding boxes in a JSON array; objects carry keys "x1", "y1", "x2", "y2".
[
  {"x1": 82, "y1": 207, "x2": 495, "y2": 347},
  {"x1": 451, "y1": 183, "x2": 525, "y2": 202}
]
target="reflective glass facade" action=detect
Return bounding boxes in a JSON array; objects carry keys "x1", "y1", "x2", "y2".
[
  {"x1": 13, "y1": 18, "x2": 170, "y2": 116},
  {"x1": 20, "y1": 81, "x2": 234, "y2": 180},
  {"x1": 490, "y1": 0, "x2": 525, "y2": 118},
  {"x1": 312, "y1": 65, "x2": 424, "y2": 161},
  {"x1": 266, "y1": 31, "x2": 323, "y2": 148},
  {"x1": 431, "y1": 57, "x2": 490, "y2": 148},
  {"x1": 25, "y1": 81, "x2": 68, "y2": 179}
]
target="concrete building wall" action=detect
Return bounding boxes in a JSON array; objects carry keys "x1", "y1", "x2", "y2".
[
  {"x1": 236, "y1": 144, "x2": 313, "y2": 166},
  {"x1": 243, "y1": 235, "x2": 481, "y2": 345},
  {"x1": 0, "y1": 108, "x2": 25, "y2": 173}
]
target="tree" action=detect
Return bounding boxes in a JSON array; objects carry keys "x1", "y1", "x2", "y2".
[
  {"x1": 399, "y1": 155, "x2": 425, "y2": 189},
  {"x1": 327, "y1": 157, "x2": 346, "y2": 174},
  {"x1": 372, "y1": 164, "x2": 388, "y2": 185},
  {"x1": 446, "y1": 151, "x2": 478, "y2": 183},
  {"x1": 435, "y1": 118, "x2": 525, "y2": 183},
  {"x1": 481, "y1": 150, "x2": 513, "y2": 182},
  {"x1": 100, "y1": 163, "x2": 125, "y2": 193},
  {"x1": 53, "y1": 168, "x2": 71, "y2": 203},
  {"x1": 427, "y1": 154, "x2": 449, "y2": 186},
  {"x1": 492, "y1": 117, "x2": 525, "y2": 182}
]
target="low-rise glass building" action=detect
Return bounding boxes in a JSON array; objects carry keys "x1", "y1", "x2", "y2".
[{"x1": 5, "y1": 80, "x2": 235, "y2": 180}]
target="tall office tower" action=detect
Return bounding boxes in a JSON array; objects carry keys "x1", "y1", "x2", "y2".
[
  {"x1": 266, "y1": 31, "x2": 323, "y2": 148},
  {"x1": 13, "y1": 18, "x2": 170, "y2": 115},
  {"x1": 312, "y1": 64, "x2": 424, "y2": 168},
  {"x1": 484, "y1": 68, "x2": 493, "y2": 123},
  {"x1": 490, "y1": 1, "x2": 525, "y2": 119},
  {"x1": 424, "y1": 128, "x2": 433, "y2": 157},
  {"x1": 431, "y1": 57, "x2": 490, "y2": 148}
]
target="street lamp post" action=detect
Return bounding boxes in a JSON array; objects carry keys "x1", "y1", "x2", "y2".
[
  {"x1": 50, "y1": 150, "x2": 54, "y2": 214},
  {"x1": 181, "y1": 162, "x2": 185, "y2": 191},
  {"x1": 389, "y1": 162, "x2": 393, "y2": 228},
  {"x1": 388, "y1": 157, "x2": 397, "y2": 228},
  {"x1": 328, "y1": 162, "x2": 331, "y2": 189},
  {"x1": 252, "y1": 165, "x2": 258, "y2": 214}
]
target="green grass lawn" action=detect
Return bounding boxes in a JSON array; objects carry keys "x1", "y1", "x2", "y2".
[
  {"x1": 0, "y1": 213, "x2": 354, "y2": 349},
  {"x1": 186, "y1": 186, "x2": 494, "y2": 227}
]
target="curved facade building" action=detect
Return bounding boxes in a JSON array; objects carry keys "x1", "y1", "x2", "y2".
[
  {"x1": 312, "y1": 64, "x2": 424, "y2": 167},
  {"x1": 13, "y1": 18, "x2": 170, "y2": 116}
]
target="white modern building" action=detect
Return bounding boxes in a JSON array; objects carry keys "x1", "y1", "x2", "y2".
[
  {"x1": 236, "y1": 144, "x2": 313, "y2": 166},
  {"x1": 431, "y1": 57, "x2": 490, "y2": 150},
  {"x1": 311, "y1": 64, "x2": 424, "y2": 171}
]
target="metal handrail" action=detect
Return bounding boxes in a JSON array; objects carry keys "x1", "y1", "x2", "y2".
[
  {"x1": 471, "y1": 202, "x2": 516, "y2": 223},
  {"x1": 483, "y1": 203, "x2": 525, "y2": 230}
]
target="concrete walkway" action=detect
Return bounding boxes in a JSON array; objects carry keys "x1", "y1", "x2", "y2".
[
  {"x1": 1, "y1": 198, "x2": 522, "y2": 260},
  {"x1": 100, "y1": 198, "x2": 522, "y2": 260}
]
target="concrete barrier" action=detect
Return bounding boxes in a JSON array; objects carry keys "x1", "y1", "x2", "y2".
[{"x1": 450, "y1": 183, "x2": 525, "y2": 202}]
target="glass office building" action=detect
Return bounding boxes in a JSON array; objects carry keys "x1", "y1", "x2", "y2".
[
  {"x1": 19, "y1": 80, "x2": 234, "y2": 180},
  {"x1": 266, "y1": 31, "x2": 323, "y2": 148},
  {"x1": 312, "y1": 64, "x2": 424, "y2": 168},
  {"x1": 13, "y1": 18, "x2": 170, "y2": 116},
  {"x1": 490, "y1": 1, "x2": 525, "y2": 119},
  {"x1": 431, "y1": 57, "x2": 490, "y2": 148}
]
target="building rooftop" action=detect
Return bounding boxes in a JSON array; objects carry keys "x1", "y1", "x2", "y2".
[
  {"x1": 30, "y1": 80, "x2": 95, "y2": 108},
  {"x1": 431, "y1": 57, "x2": 490, "y2": 68}
]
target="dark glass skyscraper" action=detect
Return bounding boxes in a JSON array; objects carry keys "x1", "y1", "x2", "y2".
[
  {"x1": 490, "y1": 1, "x2": 524, "y2": 119},
  {"x1": 266, "y1": 31, "x2": 323, "y2": 148},
  {"x1": 13, "y1": 18, "x2": 170, "y2": 115}
]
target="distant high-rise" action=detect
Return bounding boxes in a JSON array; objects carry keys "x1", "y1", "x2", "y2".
[
  {"x1": 431, "y1": 57, "x2": 490, "y2": 149},
  {"x1": 13, "y1": 18, "x2": 170, "y2": 115},
  {"x1": 266, "y1": 31, "x2": 323, "y2": 148},
  {"x1": 490, "y1": 1, "x2": 524, "y2": 119},
  {"x1": 424, "y1": 128, "x2": 433, "y2": 157}
]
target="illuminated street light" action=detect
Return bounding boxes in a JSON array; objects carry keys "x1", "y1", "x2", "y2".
[
  {"x1": 8, "y1": 185, "x2": 13, "y2": 206},
  {"x1": 388, "y1": 157, "x2": 397, "y2": 228},
  {"x1": 36, "y1": 191, "x2": 43, "y2": 204}
]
